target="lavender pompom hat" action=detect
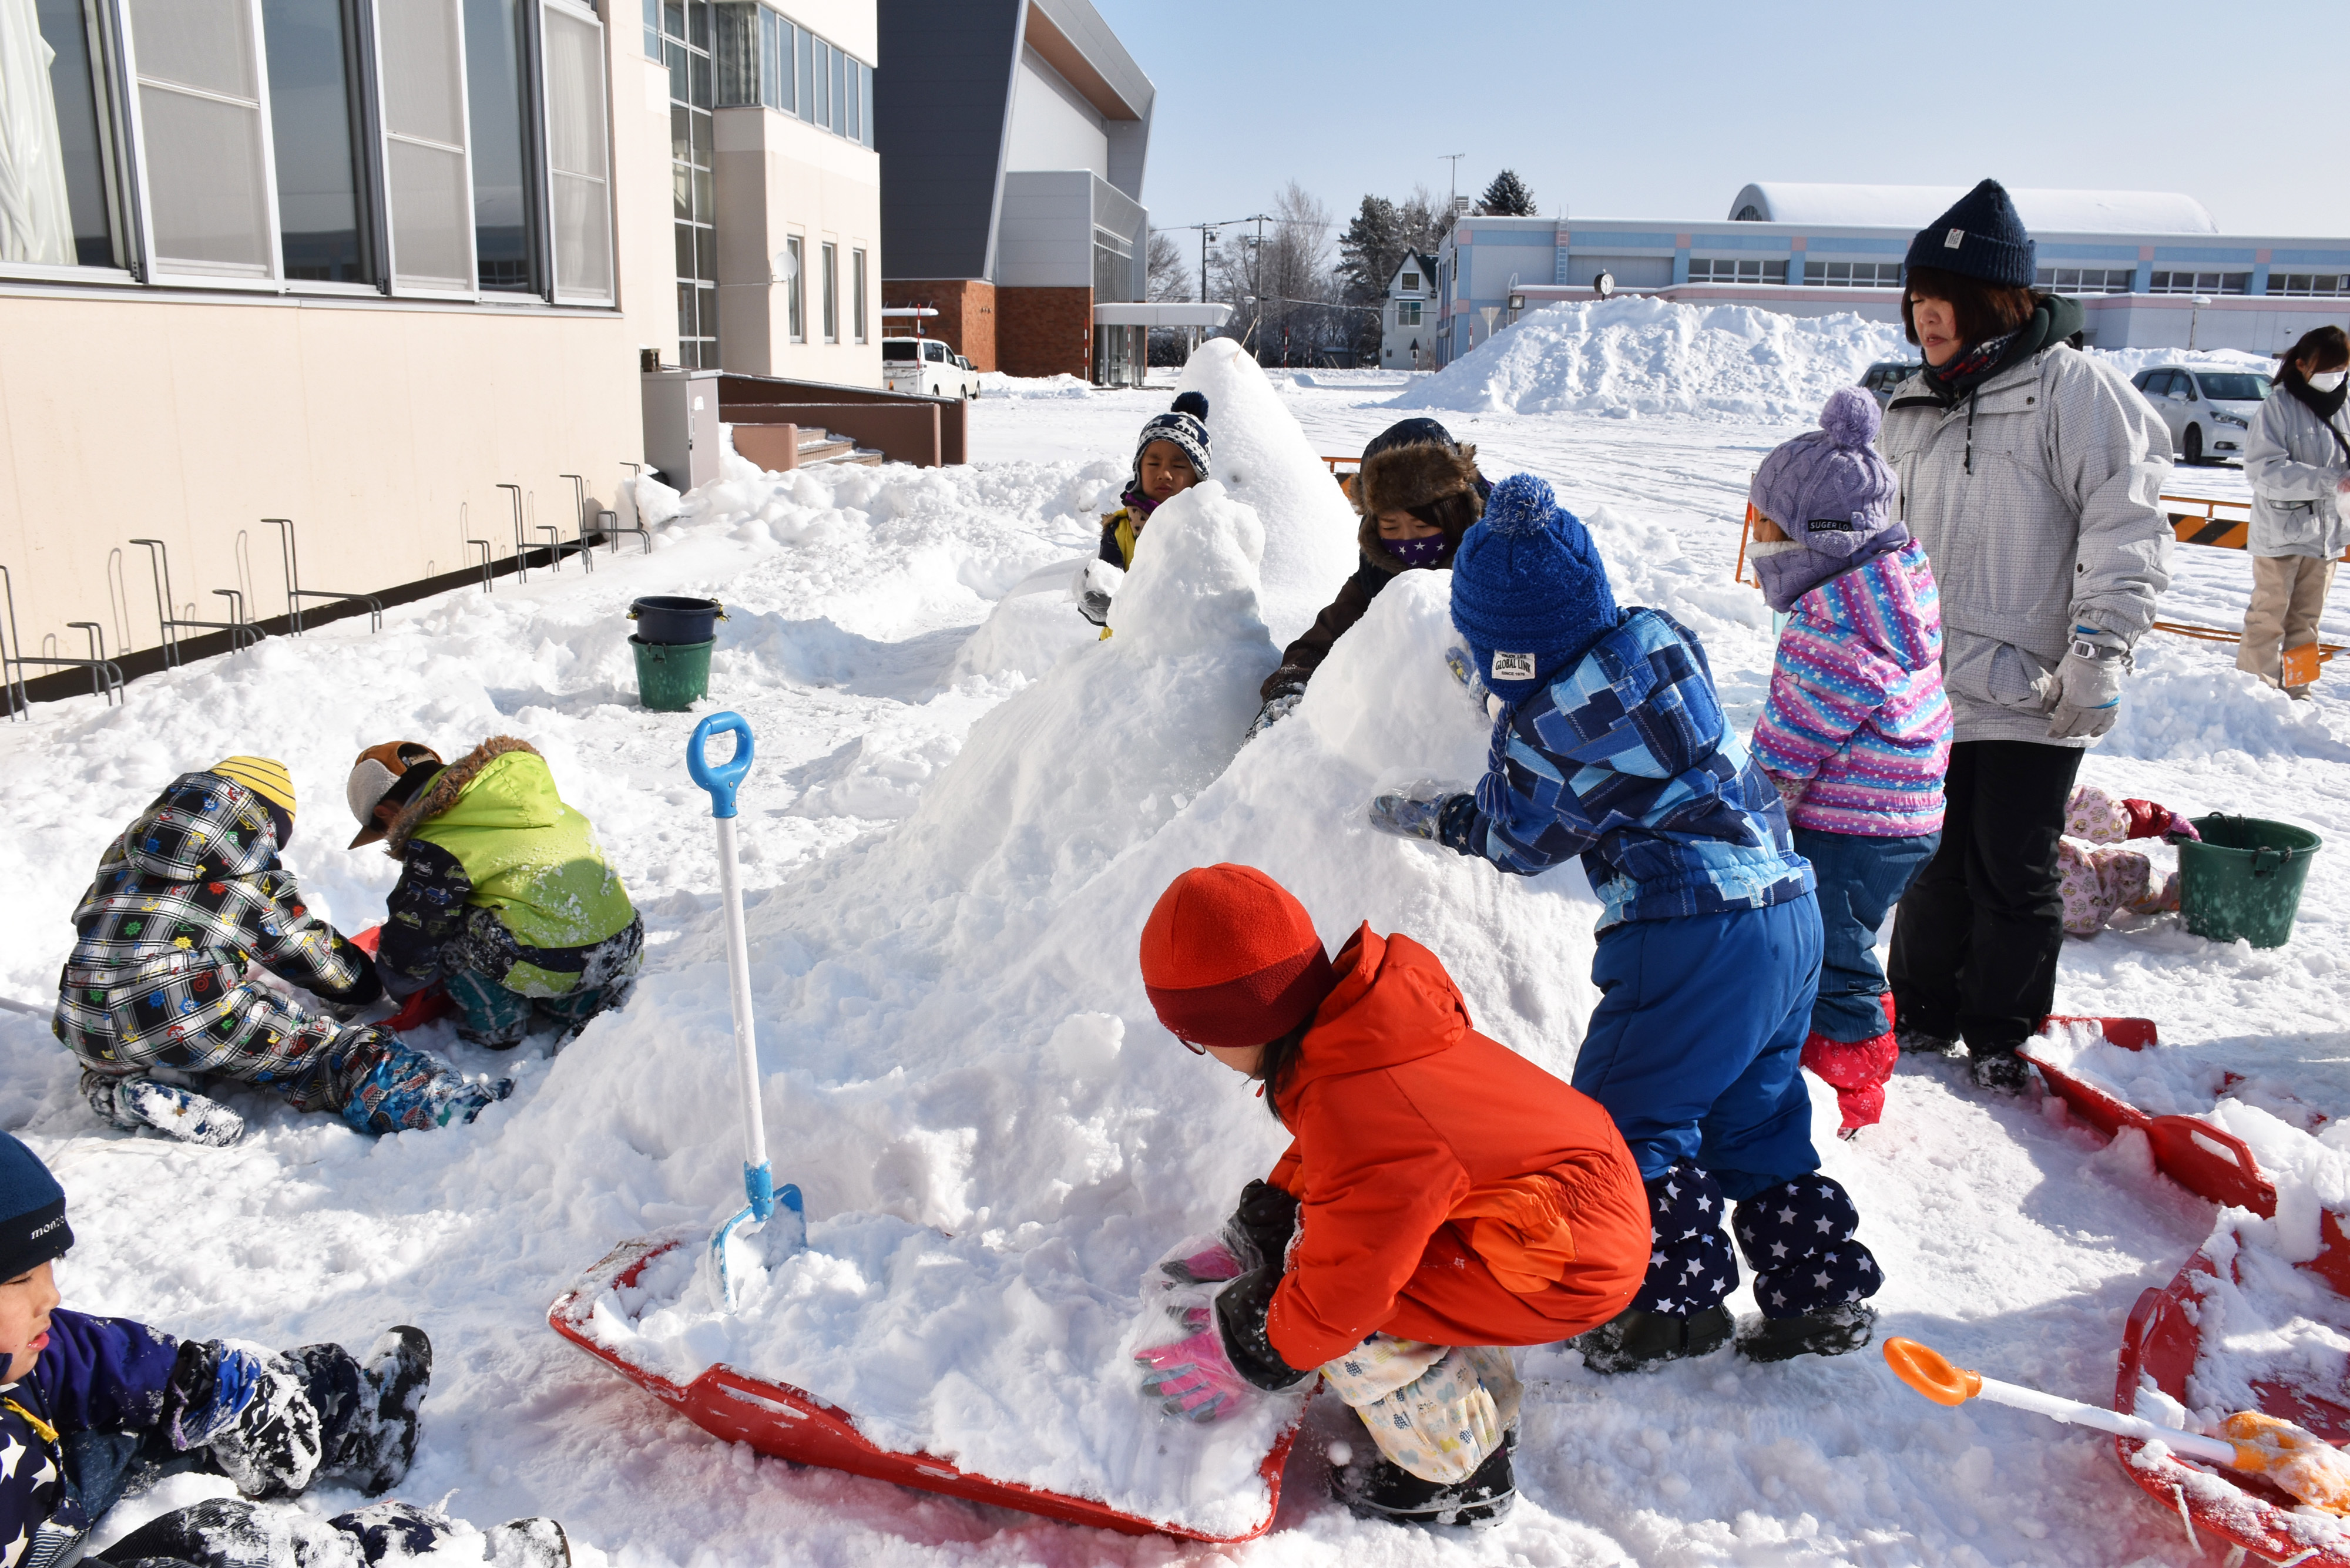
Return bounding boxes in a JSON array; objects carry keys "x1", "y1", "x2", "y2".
[{"x1": 1748, "y1": 387, "x2": 1899, "y2": 559}]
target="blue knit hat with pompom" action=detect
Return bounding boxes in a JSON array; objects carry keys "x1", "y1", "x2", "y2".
[{"x1": 1448, "y1": 473, "x2": 1620, "y2": 700}]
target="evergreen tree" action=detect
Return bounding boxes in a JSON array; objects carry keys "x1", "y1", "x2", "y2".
[
  {"x1": 1337, "y1": 194, "x2": 1404, "y2": 305},
  {"x1": 1476, "y1": 169, "x2": 1537, "y2": 217}
]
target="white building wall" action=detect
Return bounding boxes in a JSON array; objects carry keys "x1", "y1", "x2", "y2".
[{"x1": 1004, "y1": 48, "x2": 1109, "y2": 178}]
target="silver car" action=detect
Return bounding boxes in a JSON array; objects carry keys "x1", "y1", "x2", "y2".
[
  {"x1": 2129, "y1": 365, "x2": 2272, "y2": 465},
  {"x1": 1860, "y1": 360, "x2": 1922, "y2": 408}
]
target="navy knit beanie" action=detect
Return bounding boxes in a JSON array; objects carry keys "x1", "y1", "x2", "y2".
[
  {"x1": 1905, "y1": 179, "x2": 2035, "y2": 288},
  {"x1": 1133, "y1": 391, "x2": 1211, "y2": 483},
  {"x1": 1448, "y1": 473, "x2": 1620, "y2": 700},
  {"x1": 0, "y1": 1132, "x2": 72, "y2": 1280}
]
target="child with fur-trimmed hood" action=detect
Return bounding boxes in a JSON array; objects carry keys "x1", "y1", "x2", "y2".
[
  {"x1": 1246, "y1": 418, "x2": 1487, "y2": 738},
  {"x1": 347, "y1": 737, "x2": 642, "y2": 1049}
]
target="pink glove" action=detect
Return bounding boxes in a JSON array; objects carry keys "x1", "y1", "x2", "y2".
[
  {"x1": 1802, "y1": 1029, "x2": 1898, "y2": 1137},
  {"x1": 1134, "y1": 1307, "x2": 1251, "y2": 1423},
  {"x1": 1158, "y1": 1238, "x2": 1243, "y2": 1286}
]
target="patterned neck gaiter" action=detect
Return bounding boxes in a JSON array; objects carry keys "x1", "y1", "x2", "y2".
[{"x1": 1382, "y1": 534, "x2": 1448, "y2": 569}]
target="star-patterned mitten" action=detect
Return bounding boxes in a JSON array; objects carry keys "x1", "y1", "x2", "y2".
[
  {"x1": 1732, "y1": 1173, "x2": 1883, "y2": 1319},
  {"x1": 1627, "y1": 1163, "x2": 1737, "y2": 1318}
]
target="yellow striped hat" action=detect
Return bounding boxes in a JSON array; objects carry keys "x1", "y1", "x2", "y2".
[{"x1": 210, "y1": 756, "x2": 296, "y2": 815}]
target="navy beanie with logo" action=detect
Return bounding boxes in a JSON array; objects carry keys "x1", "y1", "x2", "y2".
[
  {"x1": 0, "y1": 1131, "x2": 72, "y2": 1280},
  {"x1": 1905, "y1": 179, "x2": 2036, "y2": 288},
  {"x1": 1448, "y1": 473, "x2": 1620, "y2": 700}
]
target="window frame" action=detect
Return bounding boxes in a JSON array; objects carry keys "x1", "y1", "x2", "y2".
[
  {"x1": 784, "y1": 231, "x2": 804, "y2": 341},
  {"x1": 118, "y1": 0, "x2": 288, "y2": 290},
  {"x1": 820, "y1": 237, "x2": 835, "y2": 342},
  {"x1": 369, "y1": 0, "x2": 481, "y2": 300},
  {"x1": 539, "y1": 0, "x2": 612, "y2": 305},
  {"x1": 851, "y1": 243, "x2": 865, "y2": 343}
]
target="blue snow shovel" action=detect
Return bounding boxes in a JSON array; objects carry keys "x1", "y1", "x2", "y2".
[{"x1": 688, "y1": 711, "x2": 806, "y2": 1310}]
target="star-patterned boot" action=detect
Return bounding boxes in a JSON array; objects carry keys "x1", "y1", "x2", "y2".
[
  {"x1": 1571, "y1": 1163, "x2": 1737, "y2": 1373},
  {"x1": 1730, "y1": 1172, "x2": 1884, "y2": 1363}
]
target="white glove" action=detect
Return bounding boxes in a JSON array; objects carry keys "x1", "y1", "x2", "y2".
[{"x1": 2046, "y1": 626, "x2": 2130, "y2": 741}]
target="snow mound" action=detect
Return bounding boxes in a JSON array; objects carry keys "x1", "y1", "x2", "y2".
[
  {"x1": 1173, "y1": 340, "x2": 1362, "y2": 646},
  {"x1": 1387, "y1": 296, "x2": 1909, "y2": 424},
  {"x1": 2104, "y1": 656, "x2": 2350, "y2": 763},
  {"x1": 980, "y1": 371, "x2": 1095, "y2": 399}
]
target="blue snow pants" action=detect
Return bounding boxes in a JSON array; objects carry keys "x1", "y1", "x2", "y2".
[
  {"x1": 1572, "y1": 893, "x2": 1824, "y2": 1202},
  {"x1": 1794, "y1": 828, "x2": 1939, "y2": 1045}
]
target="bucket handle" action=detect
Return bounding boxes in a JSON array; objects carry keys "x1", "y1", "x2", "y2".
[
  {"x1": 627, "y1": 603, "x2": 730, "y2": 620},
  {"x1": 2252, "y1": 845, "x2": 2295, "y2": 877},
  {"x1": 688, "y1": 711, "x2": 755, "y2": 819}
]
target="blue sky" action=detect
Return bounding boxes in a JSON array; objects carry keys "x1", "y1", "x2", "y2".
[{"x1": 1097, "y1": 0, "x2": 2350, "y2": 240}]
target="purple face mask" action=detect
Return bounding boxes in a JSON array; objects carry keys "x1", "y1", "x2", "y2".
[{"x1": 1382, "y1": 533, "x2": 1447, "y2": 569}]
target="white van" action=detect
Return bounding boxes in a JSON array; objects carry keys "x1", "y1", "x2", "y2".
[{"x1": 881, "y1": 337, "x2": 981, "y2": 400}]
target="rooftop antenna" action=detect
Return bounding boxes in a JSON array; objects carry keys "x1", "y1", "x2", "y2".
[{"x1": 1441, "y1": 153, "x2": 1465, "y2": 211}]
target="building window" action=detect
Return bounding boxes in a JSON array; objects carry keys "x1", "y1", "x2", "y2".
[
  {"x1": 375, "y1": 0, "x2": 475, "y2": 293},
  {"x1": 1802, "y1": 260, "x2": 1905, "y2": 288},
  {"x1": 759, "y1": 7, "x2": 792, "y2": 111},
  {"x1": 466, "y1": 0, "x2": 537, "y2": 292},
  {"x1": 851, "y1": 246, "x2": 866, "y2": 343},
  {"x1": 1687, "y1": 257, "x2": 1788, "y2": 285},
  {"x1": 2271, "y1": 273, "x2": 2350, "y2": 297},
  {"x1": 2147, "y1": 270, "x2": 2251, "y2": 296},
  {"x1": 784, "y1": 233, "x2": 803, "y2": 340},
  {"x1": 666, "y1": 0, "x2": 717, "y2": 365},
  {"x1": 126, "y1": 0, "x2": 277, "y2": 279},
  {"x1": 17, "y1": 0, "x2": 125, "y2": 268},
  {"x1": 820, "y1": 240, "x2": 837, "y2": 342},
  {"x1": 543, "y1": 2, "x2": 613, "y2": 303},
  {"x1": 1399, "y1": 271, "x2": 1419, "y2": 292},
  {"x1": 263, "y1": 0, "x2": 370, "y2": 283},
  {"x1": 2033, "y1": 267, "x2": 2133, "y2": 293},
  {"x1": 1397, "y1": 300, "x2": 1422, "y2": 327}
]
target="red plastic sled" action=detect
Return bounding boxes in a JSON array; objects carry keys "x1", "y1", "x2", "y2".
[
  {"x1": 2116, "y1": 1211, "x2": 2350, "y2": 1563},
  {"x1": 548, "y1": 1235, "x2": 1301, "y2": 1542},
  {"x1": 2019, "y1": 1018, "x2": 2277, "y2": 1216}
]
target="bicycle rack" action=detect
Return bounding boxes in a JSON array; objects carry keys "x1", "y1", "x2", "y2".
[
  {"x1": 599, "y1": 508, "x2": 650, "y2": 554},
  {"x1": 129, "y1": 539, "x2": 264, "y2": 666},
  {"x1": 530, "y1": 493, "x2": 568, "y2": 573},
  {"x1": 262, "y1": 519, "x2": 385, "y2": 635},
  {"x1": 558, "y1": 474, "x2": 598, "y2": 573},
  {"x1": 616, "y1": 462, "x2": 652, "y2": 554},
  {"x1": 498, "y1": 484, "x2": 530, "y2": 584},
  {"x1": 1, "y1": 568, "x2": 126, "y2": 714},
  {"x1": 461, "y1": 503, "x2": 494, "y2": 594}
]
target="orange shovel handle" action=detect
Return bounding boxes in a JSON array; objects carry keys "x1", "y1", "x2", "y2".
[{"x1": 1884, "y1": 1337, "x2": 1983, "y2": 1408}]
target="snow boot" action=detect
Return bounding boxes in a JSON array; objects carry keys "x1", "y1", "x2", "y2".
[
  {"x1": 1737, "y1": 1302, "x2": 1878, "y2": 1364},
  {"x1": 486, "y1": 1516, "x2": 573, "y2": 1567},
  {"x1": 1894, "y1": 1027, "x2": 1956, "y2": 1056},
  {"x1": 341, "y1": 1035, "x2": 512, "y2": 1134},
  {"x1": 284, "y1": 1327, "x2": 431, "y2": 1496},
  {"x1": 1572, "y1": 1305, "x2": 1733, "y2": 1373},
  {"x1": 119, "y1": 1078, "x2": 247, "y2": 1146},
  {"x1": 1332, "y1": 1429, "x2": 1516, "y2": 1526},
  {"x1": 1968, "y1": 1050, "x2": 2032, "y2": 1094}
]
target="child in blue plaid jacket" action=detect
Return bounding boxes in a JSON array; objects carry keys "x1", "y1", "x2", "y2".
[{"x1": 1368, "y1": 475, "x2": 1882, "y2": 1373}]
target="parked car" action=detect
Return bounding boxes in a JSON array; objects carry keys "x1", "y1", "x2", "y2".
[
  {"x1": 1859, "y1": 360, "x2": 1922, "y2": 408},
  {"x1": 881, "y1": 337, "x2": 981, "y2": 400},
  {"x1": 2129, "y1": 365, "x2": 2272, "y2": 465}
]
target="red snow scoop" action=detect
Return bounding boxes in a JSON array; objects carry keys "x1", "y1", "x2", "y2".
[
  {"x1": 2018, "y1": 1018, "x2": 2278, "y2": 1216},
  {"x1": 548, "y1": 1235, "x2": 1303, "y2": 1541},
  {"x1": 349, "y1": 926, "x2": 456, "y2": 1033},
  {"x1": 2110, "y1": 1212, "x2": 2350, "y2": 1561}
]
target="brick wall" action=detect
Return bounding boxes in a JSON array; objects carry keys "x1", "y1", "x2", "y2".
[
  {"x1": 997, "y1": 287, "x2": 1095, "y2": 380},
  {"x1": 882, "y1": 279, "x2": 997, "y2": 371}
]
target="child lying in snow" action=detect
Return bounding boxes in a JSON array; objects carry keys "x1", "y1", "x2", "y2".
[
  {"x1": 347, "y1": 738, "x2": 642, "y2": 1049},
  {"x1": 1073, "y1": 392, "x2": 1211, "y2": 630},
  {"x1": 2059, "y1": 785, "x2": 2197, "y2": 937},
  {"x1": 0, "y1": 1131, "x2": 566, "y2": 1568},
  {"x1": 1368, "y1": 474, "x2": 1885, "y2": 1374},
  {"x1": 1129, "y1": 864, "x2": 1649, "y2": 1527},
  {"x1": 1246, "y1": 418, "x2": 1490, "y2": 739},
  {"x1": 52, "y1": 758, "x2": 508, "y2": 1144},
  {"x1": 1744, "y1": 390, "x2": 1954, "y2": 1139}
]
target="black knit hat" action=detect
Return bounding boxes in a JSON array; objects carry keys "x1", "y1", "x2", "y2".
[
  {"x1": 0, "y1": 1131, "x2": 72, "y2": 1281},
  {"x1": 1905, "y1": 179, "x2": 2036, "y2": 288},
  {"x1": 1133, "y1": 391, "x2": 1211, "y2": 484}
]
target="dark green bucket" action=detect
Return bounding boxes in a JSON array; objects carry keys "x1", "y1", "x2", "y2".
[
  {"x1": 631, "y1": 635, "x2": 713, "y2": 711},
  {"x1": 2179, "y1": 814, "x2": 2322, "y2": 949}
]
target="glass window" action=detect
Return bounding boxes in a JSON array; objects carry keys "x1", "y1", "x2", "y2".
[
  {"x1": 542, "y1": 2, "x2": 610, "y2": 302},
  {"x1": 881, "y1": 341, "x2": 916, "y2": 361},
  {"x1": 785, "y1": 233, "x2": 803, "y2": 340},
  {"x1": 261, "y1": 0, "x2": 368, "y2": 283},
  {"x1": 643, "y1": 0, "x2": 657, "y2": 57},
  {"x1": 843, "y1": 46, "x2": 858, "y2": 140},
  {"x1": 821, "y1": 239, "x2": 836, "y2": 341},
  {"x1": 860, "y1": 61, "x2": 873, "y2": 145},
  {"x1": 852, "y1": 245, "x2": 865, "y2": 342},
  {"x1": 463, "y1": 0, "x2": 534, "y2": 291},
  {"x1": 377, "y1": 0, "x2": 474, "y2": 291},
  {"x1": 811, "y1": 38, "x2": 828, "y2": 127},
  {"x1": 794, "y1": 23, "x2": 811, "y2": 121},
  {"x1": 20, "y1": 0, "x2": 121, "y2": 267},
  {"x1": 126, "y1": 0, "x2": 275, "y2": 277},
  {"x1": 830, "y1": 42, "x2": 845, "y2": 136},
  {"x1": 2198, "y1": 374, "x2": 2270, "y2": 402},
  {"x1": 761, "y1": 8, "x2": 791, "y2": 112},
  {"x1": 712, "y1": 1, "x2": 756, "y2": 105}
]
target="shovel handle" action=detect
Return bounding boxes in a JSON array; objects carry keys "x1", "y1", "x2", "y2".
[{"x1": 689, "y1": 711, "x2": 755, "y2": 818}]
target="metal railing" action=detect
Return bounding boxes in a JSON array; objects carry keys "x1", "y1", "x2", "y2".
[
  {"x1": 263, "y1": 519, "x2": 384, "y2": 634},
  {"x1": 2, "y1": 566, "x2": 123, "y2": 715}
]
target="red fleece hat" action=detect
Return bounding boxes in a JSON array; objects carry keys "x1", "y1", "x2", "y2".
[{"x1": 1140, "y1": 865, "x2": 1335, "y2": 1049}]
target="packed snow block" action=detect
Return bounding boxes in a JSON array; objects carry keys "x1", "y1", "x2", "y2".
[
  {"x1": 1388, "y1": 296, "x2": 1908, "y2": 424},
  {"x1": 1171, "y1": 340, "x2": 1361, "y2": 647}
]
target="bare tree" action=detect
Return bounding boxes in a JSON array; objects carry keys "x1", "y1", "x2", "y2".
[{"x1": 1146, "y1": 230, "x2": 1191, "y2": 301}]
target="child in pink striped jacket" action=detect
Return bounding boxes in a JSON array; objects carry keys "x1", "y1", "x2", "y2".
[{"x1": 1746, "y1": 389, "x2": 1954, "y2": 1135}]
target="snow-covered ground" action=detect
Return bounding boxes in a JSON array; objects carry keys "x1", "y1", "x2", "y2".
[{"x1": 5, "y1": 312, "x2": 2349, "y2": 1566}]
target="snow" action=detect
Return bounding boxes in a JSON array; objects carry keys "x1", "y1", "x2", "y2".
[
  {"x1": 4, "y1": 333, "x2": 2350, "y2": 1565},
  {"x1": 1727, "y1": 183, "x2": 2220, "y2": 234},
  {"x1": 1388, "y1": 297, "x2": 1910, "y2": 425}
]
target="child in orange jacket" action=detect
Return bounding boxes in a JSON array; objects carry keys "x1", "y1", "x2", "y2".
[{"x1": 1128, "y1": 864, "x2": 1649, "y2": 1526}]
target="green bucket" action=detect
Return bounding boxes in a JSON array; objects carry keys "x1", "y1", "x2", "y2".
[
  {"x1": 631, "y1": 635, "x2": 713, "y2": 712},
  {"x1": 2178, "y1": 814, "x2": 2322, "y2": 949}
]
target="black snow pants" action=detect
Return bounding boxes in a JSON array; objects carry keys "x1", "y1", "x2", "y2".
[{"x1": 1887, "y1": 738, "x2": 2084, "y2": 1057}]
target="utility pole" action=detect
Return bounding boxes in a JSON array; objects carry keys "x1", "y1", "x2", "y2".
[{"x1": 1441, "y1": 153, "x2": 1465, "y2": 213}]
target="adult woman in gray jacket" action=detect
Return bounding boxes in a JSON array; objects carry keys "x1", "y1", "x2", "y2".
[
  {"x1": 2240, "y1": 325, "x2": 2350, "y2": 697},
  {"x1": 1875, "y1": 180, "x2": 2173, "y2": 1093}
]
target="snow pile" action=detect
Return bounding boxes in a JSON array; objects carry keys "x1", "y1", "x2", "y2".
[
  {"x1": 2030, "y1": 1022, "x2": 2343, "y2": 1134},
  {"x1": 1172, "y1": 341, "x2": 1362, "y2": 646},
  {"x1": 1388, "y1": 296, "x2": 1909, "y2": 424},
  {"x1": 980, "y1": 371, "x2": 1095, "y2": 399},
  {"x1": 2092, "y1": 345, "x2": 2276, "y2": 383},
  {"x1": 2104, "y1": 652, "x2": 2350, "y2": 764}
]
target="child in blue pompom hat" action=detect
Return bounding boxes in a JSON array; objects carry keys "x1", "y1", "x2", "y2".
[
  {"x1": 1365, "y1": 473, "x2": 1884, "y2": 1374},
  {"x1": 0, "y1": 1131, "x2": 565, "y2": 1568}
]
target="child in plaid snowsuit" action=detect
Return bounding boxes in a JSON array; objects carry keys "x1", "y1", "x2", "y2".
[{"x1": 53, "y1": 763, "x2": 504, "y2": 1141}]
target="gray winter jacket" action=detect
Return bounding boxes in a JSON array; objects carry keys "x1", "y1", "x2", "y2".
[
  {"x1": 2244, "y1": 388, "x2": 2350, "y2": 560},
  {"x1": 1881, "y1": 345, "x2": 2173, "y2": 747}
]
